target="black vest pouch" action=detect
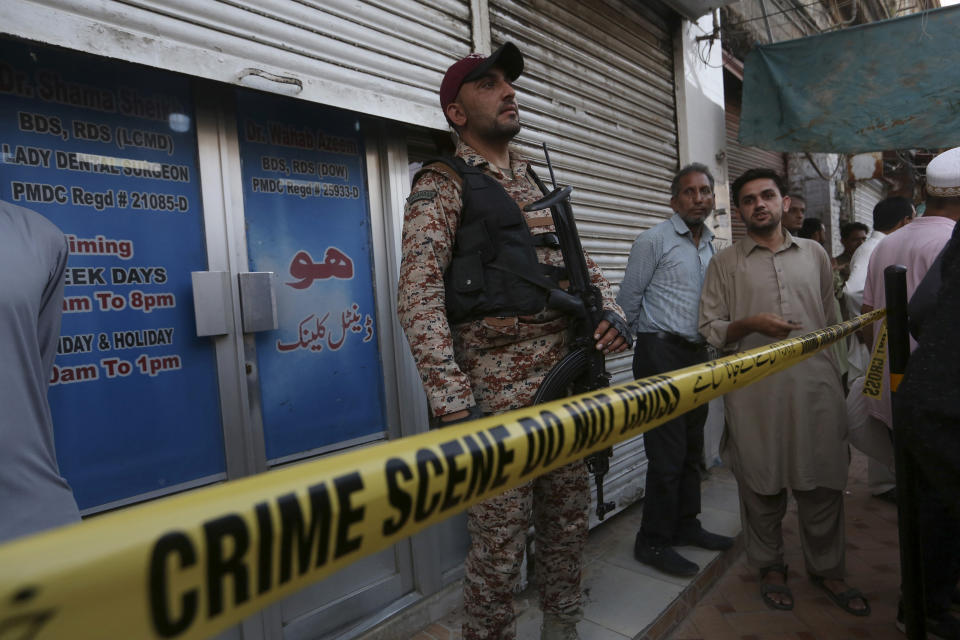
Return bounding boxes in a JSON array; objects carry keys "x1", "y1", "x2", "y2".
[
  {"x1": 455, "y1": 217, "x2": 497, "y2": 262},
  {"x1": 449, "y1": 216, "x2": 495, "y2": 295},
  {"x1": 487, "y1": 253, "x2": 547, "y2": 316},
  {"x1": 449, "y1": 253, "x2": 484, "y2": 294},
  {"x1": 430, "y1": 156, "x2": 558, "y2": 323}
]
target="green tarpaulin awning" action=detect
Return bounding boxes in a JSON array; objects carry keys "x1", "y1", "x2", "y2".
[{"x1": 739, "y1": 6, "x2": 960, "y2": 153}]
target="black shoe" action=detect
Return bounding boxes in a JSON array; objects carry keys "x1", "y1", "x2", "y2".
[
  {"x1": 634, "y1": 533, "x2": 699, "y2": 577},
  {"x1": 930, "y1": 613, "x2": 960, "y2": 639},
  {"x1": 674, "y1": 527, "x2": 735, "y2": 551},
  {"x1": 874, "y1": 487, "x2": 897, "y2": 505},
  {"x1": 897, "y1": 606, "x2": 960, "y2": 639}
]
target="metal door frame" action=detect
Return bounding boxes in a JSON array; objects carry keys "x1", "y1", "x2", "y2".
[{"x1": 194, "y1": 86, "x2": 444, "y2": 639}]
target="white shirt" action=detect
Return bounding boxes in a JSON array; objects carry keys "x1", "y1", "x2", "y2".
[
  {"x1": 843, "y1": 229, "x2": 886, "y2": 318},
  {"x1": 843, "y1": 230, "x2": 887, "y2": 378}
]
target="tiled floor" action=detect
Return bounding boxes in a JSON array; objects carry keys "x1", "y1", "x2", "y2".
[
  {"x1": 669, "y1": 449, "x2": 903, "y2": 640},
  {"x1": 406, "y1": 464, "x2": 743, "y2": 640},
  {"x1": 404, "y1": 449, "x2": 902, "y2": 640}
]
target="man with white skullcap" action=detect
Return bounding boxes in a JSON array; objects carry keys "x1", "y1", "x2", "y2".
[
  {"x1": 925, "y1": 146, "x2": 960, "y2": 199},
  {"x1": 861, "y1": 147, "x2": 960, "y2": 638},
  {"x1": 862, "y1": 148, "x2": 960, "y2": 392}
]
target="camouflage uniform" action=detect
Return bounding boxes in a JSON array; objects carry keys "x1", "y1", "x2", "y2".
[{"x1": 397, "y1": 142, "x2": 624, "y2": 640}]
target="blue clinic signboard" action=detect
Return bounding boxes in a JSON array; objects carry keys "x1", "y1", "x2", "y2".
[
  {"x1": 0, "y1": 42, "x2": 225, "y2": 508},
  {"x1": 237, "y1": 89, "x2": 387, "y2": 461}
]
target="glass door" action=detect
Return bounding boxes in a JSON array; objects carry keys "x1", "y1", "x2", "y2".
[
  {"x1": 234, "y1": 89, "x2": 388, "y2": 464},
  {"x1": 229, "y1": 88, "x2": 411, "y2": 638},
  {"x1": 0, "y1": 39, "x2": 226, "y2": 512},
  {"x1": 0, "y1": 37, "x2": 437, "y2": 639}
]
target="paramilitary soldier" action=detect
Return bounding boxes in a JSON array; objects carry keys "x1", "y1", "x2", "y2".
[{"x1": 397, "y1": 43, "x2": 630, "y2": 640}]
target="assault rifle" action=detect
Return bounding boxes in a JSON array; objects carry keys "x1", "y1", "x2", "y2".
[{"x1": 524, "y1": 144, "x2": 629, "y2": 520}]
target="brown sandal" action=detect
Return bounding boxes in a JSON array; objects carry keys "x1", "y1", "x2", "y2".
[
  {"x1": 811, "y1": 575, "x2": 871, "y2": 617},
  {"x1": 759, "y1": 564, "x2": 794, "y2": 611}
]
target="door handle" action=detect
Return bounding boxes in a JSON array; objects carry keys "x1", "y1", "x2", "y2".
[
  {"x1": 191, "y1": 271, "x2": 231, "y2": 337},
  {"x1": 238, "y1": 272, "x2": 279, "y2": 333}
]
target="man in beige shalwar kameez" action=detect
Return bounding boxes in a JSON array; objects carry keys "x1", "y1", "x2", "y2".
[{"x1": 699, "y1": 168, "x2": 869, "y2": 616}]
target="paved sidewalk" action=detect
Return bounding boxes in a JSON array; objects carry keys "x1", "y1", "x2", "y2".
[
  {"x1": 669, "y1": 449, "x2": 902, "y2": 640},
  {"x1": 404, "y1": 450, "x2": 901, "y2": 640},
  {"x1": 406, "y1": 464, "x2": 743, "y2": 640}
]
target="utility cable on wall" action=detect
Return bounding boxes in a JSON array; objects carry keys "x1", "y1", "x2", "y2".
[{"x1": 723, "y1": 0, "x2": 857, "y2": 28}]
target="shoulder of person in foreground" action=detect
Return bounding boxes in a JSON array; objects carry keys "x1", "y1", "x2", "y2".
[
  {"x1": 1, "y1": 199, "x2": 67, "y2": 251},
  {"x1": 0, "y1": 200, "x2": 68, "y2": 287}
]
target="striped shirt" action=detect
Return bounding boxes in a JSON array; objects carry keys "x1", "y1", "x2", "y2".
[{"x1": 616, "y1": 213, "x2": 715, "y2": 342}]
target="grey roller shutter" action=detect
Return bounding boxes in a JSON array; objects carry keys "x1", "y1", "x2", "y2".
[
  {"x1": 853, "y1": 179, "x2": 886, "y2": 229},
  {"x1": 0, "y1": 0, "x2": 471, "y2": 129},
  {"x1": 490, "y1": 0, "x2": 680, "y2": 523},
  {"x1": 490, "y1": 0, "x2": 679, "y2": 382},
  {"x1": 725, "y1": 100, "x2": 786, "y2": 241}
]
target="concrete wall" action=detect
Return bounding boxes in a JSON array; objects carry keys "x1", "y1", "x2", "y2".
[
  {"x1": 675, "y1": 13, "x2": 732, "y2": 243},
  {"x1": 673, "y1": 14, "x2": 729, "y2": 465}
]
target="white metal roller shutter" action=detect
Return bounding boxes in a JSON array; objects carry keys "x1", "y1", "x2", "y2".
[
  {"x1": 0, "y1": 0, "x2": 470, "y2": 129},
  {"x1": 490, "y1": 0, "x2": 678, "y2": 379},
  {"x1": 490, "y1": 0, "x2": 679, "y2": 522},
  {"x1": 853, "y1": 179, "x2": 886, "y2": 229}
]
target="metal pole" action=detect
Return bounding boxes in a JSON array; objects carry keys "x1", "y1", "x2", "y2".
[
  {"x1": 884, "y1": 265, "x2": 925, "y2": 639},
  {"x1": 758, "y1": 0, "x2": 775, "y2": 42}
]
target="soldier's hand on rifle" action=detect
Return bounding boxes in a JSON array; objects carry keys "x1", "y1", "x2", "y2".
[
  {"x1": 441, "y1": 409, "x2": 472, "y2": 423},
  {"x1": 593, "y1": 319, "x2": 629, "y2": 354},
  {"x1": 438, "y1": 405, "x2": 485, "y2": 426}
]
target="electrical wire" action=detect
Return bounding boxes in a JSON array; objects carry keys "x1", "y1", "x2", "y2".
[
  {"x1": 724, "y1": 0, "x2": 858, "y2": 28},
  {"x1": 694, "y1": 9, "x2": 725, "y2": 68},
  {"x1": 828, "y1": 0, "x2": 860, "y2": 26},
  {"x1": 805, "y1": 152, "x2": 844, "y2": 180},
  {"x1": 787, "y1": 0, "x2": 825, "y2": 33}
]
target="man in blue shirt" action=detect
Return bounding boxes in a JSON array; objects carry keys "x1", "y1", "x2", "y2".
[{"x1": 616, "y1": 163, "x2": 733, "y2": 576}]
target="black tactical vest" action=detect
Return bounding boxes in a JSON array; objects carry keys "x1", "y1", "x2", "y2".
[{"x1": 416, "y1": 157, "x2": 561, "y2": 324}]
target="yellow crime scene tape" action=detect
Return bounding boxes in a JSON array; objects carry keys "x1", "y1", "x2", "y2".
[
  {"x1": 862, "y1": 319, "x2": 888, "y2": 398},
  {"x1": 0, "y1": 309, "x2": 885, "y2": 640}
]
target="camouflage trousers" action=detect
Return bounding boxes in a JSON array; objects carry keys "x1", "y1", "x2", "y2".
[{"x1": 462, "y1": 459, "x2": 589, "y2": 640}]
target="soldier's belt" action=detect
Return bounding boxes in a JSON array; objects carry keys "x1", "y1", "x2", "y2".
[{"x1": 0, "y1": 309, "x2": 885, "y2": 640}]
